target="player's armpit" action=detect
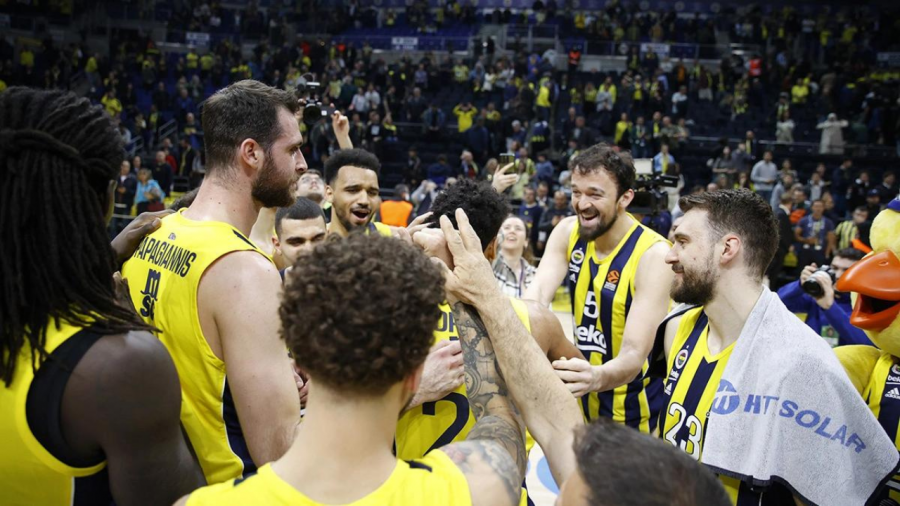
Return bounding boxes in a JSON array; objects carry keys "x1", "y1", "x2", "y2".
[{"x1": 442, "y1": 438, "x2": 521, "y2": 506}]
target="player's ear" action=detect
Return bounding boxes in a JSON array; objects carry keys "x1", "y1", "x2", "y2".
[
  {"x1": 325, "y1": 185, "x2": 334, "y2": 203},
  {"x1": 720, "y1": 233, "x2": 742, "y2": 266},
  {"x1": 272, "y1": 235, "x2": 281, "y2": 254},
  {"x1": 618, "y1": 188, "x2": 635, "y2": 209}
]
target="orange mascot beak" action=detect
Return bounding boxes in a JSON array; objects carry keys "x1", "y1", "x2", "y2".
[{"x1": 836, "y1": 250, "x2": 900, "y2": 331}]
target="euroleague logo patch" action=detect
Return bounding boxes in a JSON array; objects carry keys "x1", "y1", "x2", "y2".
[
  {"x1": 675, "y1": 349, "x2": 689, "y2": 369},
  {"x1": 603, "y1": 270, "x2": 620, "y2": 291}
]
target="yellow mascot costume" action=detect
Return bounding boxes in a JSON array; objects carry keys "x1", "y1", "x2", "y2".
[{"x1": 835, "y1": 196, "x2": 900, "y2": 504}]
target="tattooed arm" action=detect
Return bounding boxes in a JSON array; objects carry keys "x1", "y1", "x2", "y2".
[
  {"x1": 430, "y1": 209, "x2": 582, "y2": 486},
  {"x1": 440, "y1": 294, "x2": 526, "y2": 506}
]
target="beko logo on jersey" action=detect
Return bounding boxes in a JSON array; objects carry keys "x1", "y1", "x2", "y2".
[
  {"x1": 133, "y1": 236, "x2": 198, "y2": 277},
  {"x1": 711, "y1": 380, "x2": 868, "y2": 454},
  {"x1": 576, "y1": 324, "x2": 607, "y2": 354}
]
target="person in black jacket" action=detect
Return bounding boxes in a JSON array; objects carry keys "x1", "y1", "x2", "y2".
[{"x1": 767, "y1": 192, "x2": 795, "y2": 290}]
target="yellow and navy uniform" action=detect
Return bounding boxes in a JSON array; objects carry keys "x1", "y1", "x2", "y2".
[
  {"x1": 396, "y1": 299, "x2": 535, "y2": 506},
  {"x1": 659, "y1": 308, "x2": 748, "y2": 503},
  {"x1": 186, "y1": 450, "x2": 471, "y2": 506},
  {"x1": 368, "y1": 221, "x2": 393, "y2": 237},
  {"x1": 0, "y1": 319, "x2": 111, "y2": 505},
  {"x1": 122, "y1": 209, "x2": 273, "y2": 484},
  {"x1": 838, "y1": 348, "x2": 900, "y2": 503},
  {"x1": 567, "y1": 218, "x2": 668, "y2": 432}
]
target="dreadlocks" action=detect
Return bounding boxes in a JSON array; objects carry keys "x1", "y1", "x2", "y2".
[{"x1": 0, "y1": 87, "x2": 152, "y2": 386}]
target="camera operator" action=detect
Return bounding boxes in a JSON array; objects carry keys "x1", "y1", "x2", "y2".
[{"x1": 776, "y1": 248, "x2": 873, "y2": 347}]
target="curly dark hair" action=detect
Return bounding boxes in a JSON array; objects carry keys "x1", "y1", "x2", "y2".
[
  {"x1": 569, "y1": 143, "x2": 636, "y2": 199},
  {"x1": 280, "y1": 234, "x2": 444, "y2": 395},
  {"x1": 679, "y1": 189, "x2": 778, "y2": 280},
  {"x1": 426, "y1": 179, "x2": 510, "y2": 251},
  {"x1": 323, "y1": 148, "x2": 381, "y2": 185}
]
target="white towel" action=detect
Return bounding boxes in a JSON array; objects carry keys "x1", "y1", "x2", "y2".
[{"x1": 702, "y1": 287, "x2": 899, "y2": 505}]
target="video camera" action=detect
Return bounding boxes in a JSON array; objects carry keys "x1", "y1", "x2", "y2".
[
  {"x1": 295, "y1": 74, "x2": 329, "y2": 126},
  {"x1": 628, "y1": 173, "x2": 679, "y2": 215}
]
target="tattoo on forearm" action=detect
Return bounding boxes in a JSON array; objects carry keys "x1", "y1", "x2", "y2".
[
  {"x1": 452, "y1": 302, "x2": 526, "y2": 477},
  {"x1": 443, "y1": 439, "x2": 521, "y2": 506}
]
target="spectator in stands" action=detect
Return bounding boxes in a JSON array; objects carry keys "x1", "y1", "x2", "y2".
[
  {"x1": 835, "y1": 207, "x2": 869, "y2": 251},
  {"x1": 652, "y1": 143, "x2": 675, "y2": 175},
  {"x1": 795, "y1": 199, "x2": 836, "y2": 267},
  {"x1": 751, "y1": 150, "x2": 778, "y2": 202},
  {"x1": 422, "y1": 103, "x2": 445, "y2": 142},
  {"x1": 111, "y1": 160, "x2": 137, "y2": 234},
  {"x1": 865, "y1": 189, "x2": 883, "y2": 220},
  {"x1": 537, "y1": 190, "x2": 574, "y2": 252},
  {"x1": 847, "y1": 170, "x2": 872, "y2": 211},
  {"x1": 134, "y1": 168, "x2": 165, "y2": 214},
  {"x1": 465, "y1": 117, "x2": 491, "y2": 164},
  {"x1": 709, "y1": 146, "x2": 736, "y2": 187},
  {"x1": 767, "y1": 192, "x2": 794, "y2": 289},
  {"x1": 614, "y1": 112, "x2": 631, "y2": 150},
  {"x1": 175, "y1": 87, "x2": 195, "y2": 125},
  {"x1": 817, "y1": 113, "x2": 848, "y2": 155},
  {"x1": 492, "y1": 215, "x2": 537, "y2": 298},
  {"x1": 777, "y1": 248, "x2": 871, "y2": 347},
  {"x1": 178, "y1": 137, "x2": 197, "y2": 178},
  {"x1": 517, "y1": 183, "x2": 542, "y2": 232},
  {"x1": 182, "y1": 112, "x2": 199, "y2": 138},
  {"x1": 806, "y1": 171, "x2": 827, "y2": 202},
  {"x1": 534, "y1": 153, "x2": 554, "y2": 188},
  {"x1": 101, "y1": 89, "x2": 122, "y2": 120},
  {"x1": 452, "y1": 59, "x2": 469, "y2": 85},
  {"x1": 535, "y1": 180, "x2": 550, "y2": 208},
  {"x1": 742, "y1": 130, "x2": 758, "y2": 160},
  {"x1": 350, "y1": 88, "x2": 369, "y2": 114},
  {"x1": 671, "y1": 85, "x2": 688, "y2": 119},
  {"x1": 507, "y1": 119, "x2": 527, "y2": 151},
  {"x1": 453, "y1": 101, "x2": 477, "y2": 134},
  {"x1": 364, "y1": 83, "x2": 381, "y2": 112},
  {"x1": 570, "y1": 115, "x2": 597, "y2": 149},
  {"x1": 770, "y1": 173, "x2": 795, "y2": 210},
  {"x1": 630, "y1": 116, "x2": 650, "y2": 158},
  {"x1": 776, "y1": 111, "x2": 795, "y2": 143},
  {"x1": 151, "y1": 150, "x2": 174, "y2": 196},
  {"x1": 791, "y1": 78, "x2": 810, "y2": 105},
  {"x1": 427, "y1": 154, "x2": 453, "y2": 186},
  {"x1": 459, "y1": 150, "x2": 479, "y2": 180},
  {"x1": 379, "y1": 184, "x2": 413, "y2": 227},
  {"x1": 405, "y1": 147, "x2": 422, "y2": 187},
  {"x1": 405, "y1": 87, "x2": 427, "y2": 122},
  {"x1": 876, "y1": 171, "x2": 898, "y2": 203}
]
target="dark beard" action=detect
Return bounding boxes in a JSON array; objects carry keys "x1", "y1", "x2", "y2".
[
  {"x1": 252, "y1": 155, "x2": 294, "y2": 208},
  {"x1": 335, "y1": 206, "x2": 370, "y2": 234},
  {"x1": 671, "y1": 263, "x2": 717, "y2": 306},
  {"x1": 578, "y1": 211, "x2": 618, "y2": 242}
]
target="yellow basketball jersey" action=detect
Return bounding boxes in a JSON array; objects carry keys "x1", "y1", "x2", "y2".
[
  {"x1": 186, "y1": 450, "x2": 471, "y2": 506},
  {"x1": 0, "y1": 319, "x2": 109, "y2": 505},
  {"x1": 395, "y1": 300, "x2": 535, "y2": 459},
  {"x1": 369, "y1": 221, "x2": 393, "y2": 237},
  {"x1": 839, "y1": 348, "x2": 900, "y2": 503},
  {"x1": 122, "y1": 209, "x2": 273, "y2": 484},
  {"x1": 567, "y1": 217, "x2": 668, "y2": 432},
  {"x1": 660, "y1": 307, "x2": 761, "y2": 504}
]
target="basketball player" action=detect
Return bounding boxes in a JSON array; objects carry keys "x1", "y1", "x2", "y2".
[
  {"x1": 273, "y1": 197, "x2": 328, "y2": 270},
  {"x1": 428, "y1": 208, "x2": 730, "y2": 506},
  {"x1": 525, "y1": 143, "x2": 673, "y2": 432},
  {"x1": 177, "y1": 234, "x2": 528, "y2": 506},
  {"x1": 323, "y1": 148, "x2": 394, "y2": 237},
  {"x1": 122, "y1": 80, "x2": 304, "y2": 484},
  {"x1": 0, "y1": 87, "x2": 204, "y2": 504},
  {"x1": 657, "y1": 189, "x2": 894, "y2": 503},
  {"x1": 400, "y1": 179, "x2": 581, "y2": 462}
]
